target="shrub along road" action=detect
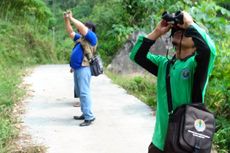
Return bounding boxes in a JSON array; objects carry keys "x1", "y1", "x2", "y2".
[{"x1": 21, "y1": 64, "x2": 155, "y2": 153}]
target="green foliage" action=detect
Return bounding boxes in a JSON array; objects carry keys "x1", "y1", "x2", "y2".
[
  {"x1": 83, "y1": 0, "x2": 133, "y2": 64},
  {"x1": 71, "y1": 0, "x2": 95, "y2": 19},
  {"x1": 0, "y1": 0, "x2": 52, "y2": 26},
  {"x1": 122, "y1": 0, "x2": 153, "y2": 26},
  {"x1": 109, "y1": 24, "x2": 134, "y2": 42},
  {"x1": 99, "y1": 24, "x2": 134, "y2": 64},
  {"x1": 206, "y1": 38, "x2": 230, "y2": 153},
  {"x1": 127, "y1": 76, "x2": 157, "y2": 107},
  {"x1": 0, "y1": 1, "x2": 58, "y2": 151},
  {"x1": 0, "y1": 116, "x2": 14, "y2": 153},
  {"x1": 107, "y1": 71, "x2": 157, "y2": 108},
  {"x1": 213, "y1": 117, "x2": 230, "y2": 153},
  {"x1": 0, "y1": 65, "x2": 23, "y2": 152},
  {"x1": 207, "y1": 56, "x2": 230, "y2": 119},
  {"x1": 0, "y1": 21, "x2": 57, "y2": 65},
  {"x1": 188, "y1": 1, "x2": 230, "y2": 39}
]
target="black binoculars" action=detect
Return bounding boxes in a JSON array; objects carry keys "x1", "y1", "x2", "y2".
[{"x1": 162, "y1": 11, "x2": 184, "y2": 25}]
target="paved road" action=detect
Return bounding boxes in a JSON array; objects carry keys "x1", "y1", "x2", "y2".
[{"x1": 22, "y1": 64, "x2": 155, "y2": 153}]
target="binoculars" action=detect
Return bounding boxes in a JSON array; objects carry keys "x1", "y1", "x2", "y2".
[
  {"x1": 162, "y1": 11, "x2": 184, "y2": 25},
  {"x1": 64, "y1": 10, "x2": 71, "y2": 17}
]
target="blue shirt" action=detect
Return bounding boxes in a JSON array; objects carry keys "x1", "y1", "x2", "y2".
[{"x1": 70, "y1": 30, "x2": 97, "y2": 69}]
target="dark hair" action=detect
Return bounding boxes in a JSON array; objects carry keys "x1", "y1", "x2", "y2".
[{"x1": 84, "y1": 21, "x2": 96, "y2": 33}]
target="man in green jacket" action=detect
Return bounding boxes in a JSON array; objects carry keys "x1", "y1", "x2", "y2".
[{"x1": 130, "y1": 11, "x2": 216, "y2": 153}]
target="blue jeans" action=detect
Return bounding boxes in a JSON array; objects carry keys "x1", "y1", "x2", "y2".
[
  {"x1": 74, "y1": 82, "x2": 79, "y2": 98},
  {"x1": 73, "y1": 67, "x2": 94, "y2": 120}
]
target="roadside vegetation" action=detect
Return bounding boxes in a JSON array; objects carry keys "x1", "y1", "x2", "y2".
[
  {"x1": 106, "y1": 71, "x2": 157, "y2": 108},
  {"x1": 0, "y1": 0, "x2": 56, "y2": 152},
  {"x1": 0, "y1": 0, "x2": 229, "y2": 152}
]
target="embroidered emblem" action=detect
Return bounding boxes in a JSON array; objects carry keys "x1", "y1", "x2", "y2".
[
  {"x1": 194, "y1": 119, "x2": 206, "y2": 132},
  {"x1": 181, "y1": 69, "x2": 190, "y2": 79}
]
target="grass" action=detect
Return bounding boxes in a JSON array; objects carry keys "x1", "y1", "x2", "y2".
[
  {"x1": 0, "y1": 65, "x2": 47, "y2": 153},
  {"x1": 0, "y1": 65, "x2": 24, "y2": 152},
  {"x1": 0, "y1": 18, "x2": 57, "y2": 153},
  {"x1": 106, "y1": 70, "x2": 157, "y2": 109}
]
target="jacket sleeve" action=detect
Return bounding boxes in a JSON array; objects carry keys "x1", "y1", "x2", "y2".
[
  {"x1": 129, "y1": 35, "x2": 158, "y2": 76},
  {"x1": 185, "y1": 23, "x2": 216, "y2": 102}
]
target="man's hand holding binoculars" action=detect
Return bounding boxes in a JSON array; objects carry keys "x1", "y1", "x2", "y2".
[
  {"x1": 148, "y1": 11, "x2": 194, "y2": 40},
  {"x1": 64, "y1": 10, "x2": 72, "y2": 20},
  {"x1": 147, "y1": 20, "x2": 172, "y2": 40},
  {"x1": 162, "y1": 11, "x2": 193, "y2": 29},
  {"x1": 176, "y1": 11, "x2": 194, "y2": 29}
]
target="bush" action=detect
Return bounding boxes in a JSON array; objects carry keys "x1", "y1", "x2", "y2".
[
  {"x1": 206, "y1": 39, "x2": 230, "y2": 153},
  {"x1": 213, "y1": 117, "x2": 230, "y2": 153}
]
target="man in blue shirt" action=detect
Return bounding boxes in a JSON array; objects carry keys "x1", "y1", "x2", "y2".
[{"x1": 64, "y1": 11, "x2": 97, "y2": 126}]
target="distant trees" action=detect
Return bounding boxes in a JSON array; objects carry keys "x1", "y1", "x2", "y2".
[{"x1": 0, "y1": 0, "x2": 52, "y2": 25}]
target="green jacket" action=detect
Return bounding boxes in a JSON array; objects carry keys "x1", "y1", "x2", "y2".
[{"x1": 130, "y1": 23, "x2": 216, "y2": 151}]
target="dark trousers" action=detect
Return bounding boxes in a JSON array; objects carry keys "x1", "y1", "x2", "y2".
[{"x1": 148, "y1": 143, "x2": 164, "y2": 153}]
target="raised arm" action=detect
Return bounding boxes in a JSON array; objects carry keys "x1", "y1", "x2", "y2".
[
  {"x1": 130, "y1": 20, "x2": 171, "y2": 76},
  {"x1": 177, "y1": 11, "x2": 216, "y2": 102},
  {"x1": 64, "y1": 12, "x2": 75, "y2": 39},
  {"x1": 186, "y1": 23, "x2": 216, "y2": 102},
  {"x1": 67, "y1": 11, "x2": 88, "y2": 36}
]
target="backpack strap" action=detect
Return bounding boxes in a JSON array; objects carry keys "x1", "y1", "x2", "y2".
[
  {"x1": 166, "y1": 60, "x2": 173, "y2": 115},
  {"x1": 77, "y1": 37, "x2": 97, "y2": 65},
  {"x1": 166, "y1": 55, "x2": 201, "y2": 115}
]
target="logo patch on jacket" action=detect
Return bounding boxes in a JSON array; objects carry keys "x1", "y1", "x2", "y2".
[{"x1": 181, "y1": 69, "x2": 190, "y2": 79}]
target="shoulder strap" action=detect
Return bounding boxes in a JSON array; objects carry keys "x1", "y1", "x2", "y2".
[
  {"x1": 77, "y1": 37, "x2": 97, "y2": 61},
  {"x1": 166, "y1": 60, "x2": 173, "y2": 114},
  {"x1": 166, "y1": 56, "x2": 202, "y2": 114}
]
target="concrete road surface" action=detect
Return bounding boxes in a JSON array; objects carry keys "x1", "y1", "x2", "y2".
[{"x1": 22, "y1": 64, "x2": 155, "y2": 153}]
